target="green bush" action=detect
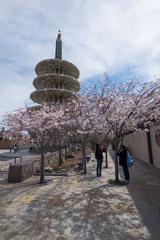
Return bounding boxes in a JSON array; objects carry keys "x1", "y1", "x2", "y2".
[{"x1": 54, "y1": 167, "x2": 66, "y2": 172}]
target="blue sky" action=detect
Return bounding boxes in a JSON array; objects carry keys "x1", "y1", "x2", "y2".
[{"x1": 1, "y1": 0, "x2": 160, "y2": 117}]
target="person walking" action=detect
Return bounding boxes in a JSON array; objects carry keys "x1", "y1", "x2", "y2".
[
  {"x1": 118, "y1": 145, "x2": 130, "y2": 183},
  {"x1": 95, "y1": 144, "x2": 103, "y2": 177}
]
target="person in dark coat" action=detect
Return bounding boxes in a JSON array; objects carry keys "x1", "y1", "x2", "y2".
[
  {"x1": 118, "y1": 145, "x2": 130, "y2": 183},
  {"x1": 95, "y1": 144, "x2": 103, "y2": 177}
]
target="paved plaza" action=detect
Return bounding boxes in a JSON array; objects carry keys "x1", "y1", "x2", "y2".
[
  {"x1": 0, "y1": 150, "x2": 160, "y2": 240},
  {"x1": 0, "y1": 150, "x2": 40, "y2": 174}
]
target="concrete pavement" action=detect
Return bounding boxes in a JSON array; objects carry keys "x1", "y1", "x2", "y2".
[{"x1": 0, "y1": 150, "x2": 160, "y2": 240}]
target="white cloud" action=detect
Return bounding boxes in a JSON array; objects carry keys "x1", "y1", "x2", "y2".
[{"x1": 0, "y1": 0, "x2": 160, "y2": 116}]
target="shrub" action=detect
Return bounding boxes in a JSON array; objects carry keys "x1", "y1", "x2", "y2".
[{"x1": 65, "y1": 154, "x2": 74, "y2": 159}]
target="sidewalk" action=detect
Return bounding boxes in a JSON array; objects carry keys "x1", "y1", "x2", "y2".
[
  {"x1": 0, "y1": 151, "x2": 160, "y2": 240},
  {"x1": 0, "y1": 149, "x2": 9, "y2": 154},
  {"x1": 0, "y1": 150, "x2": 41, "y2": 174}
]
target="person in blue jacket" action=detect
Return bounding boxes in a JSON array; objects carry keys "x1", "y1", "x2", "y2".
[{"x1": 95, "y1": 144, "x2": 103, "y2": 177}]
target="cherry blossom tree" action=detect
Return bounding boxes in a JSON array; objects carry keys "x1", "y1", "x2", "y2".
[
  {"x1": 84, "y1": 78, "x2": 114, "y2": 168},
  {"x1": 65, "y1": 95, "x2": 95, "y2": 174},
  {"x1": 81, "y1": 74, "x2": 160, "y2": 181},
  {"x1": 3, "y1": 74, "x2": 160, "y2": 184},
  {"x1": 65, "y1": 76, "x2": 160, "y2": 181},
  {"x1": 98, "y1": 78, "x2": 160, "y2": 182},
  {"x1": 3, "y1": 104, "x2": 65, "y2": 183}
]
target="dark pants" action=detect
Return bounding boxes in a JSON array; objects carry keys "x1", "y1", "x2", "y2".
[
  {"x1": 96, "y1": 159, "x2": 103, "y2": 177},
  {"x1": 122, "y1": 164, "x2": 130, "y2": 181}
]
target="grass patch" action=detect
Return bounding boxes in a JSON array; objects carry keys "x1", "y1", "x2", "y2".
[
  {"x1": 54, "y1": 167, "x2": 66, "y2": 173},
  {"x1": 107, "y1": 179, "x2": 126, "y2": 186},
  {"x1": 49, "y1": 151, "x2": 83, "y2": 172}
]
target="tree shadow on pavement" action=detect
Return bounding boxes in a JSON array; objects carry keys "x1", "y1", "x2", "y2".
[
  {"x1": 109, "y1": 148, "x2": 160, "y2": 240},
  {"x1": 0, "y1": 152, "x2": 157, "y2": 240},
  {"x1": 5, "y1": 180, "x2": 150, "y2": 240},
  {"x1": 0, "y1": 176, "x2": 61, "y2": 191}
]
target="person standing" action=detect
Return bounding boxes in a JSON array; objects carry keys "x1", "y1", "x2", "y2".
[
  {"x1": 14, "y1": 142, "x2": 18, "y2": 152},
  {"x1": 95, "y1": 144, "x2": 103, "y2": 177},
  {"x1": 118, "y1": 145, "x2": 130, "y2": 183}
]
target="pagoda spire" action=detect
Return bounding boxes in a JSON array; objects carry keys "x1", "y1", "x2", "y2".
[
  {"x1": 30, "y1": 31, "x2": 80, "y2": 105},
  {"x1": 55, "y1": 30, "x2": 62, "y2": 59}
]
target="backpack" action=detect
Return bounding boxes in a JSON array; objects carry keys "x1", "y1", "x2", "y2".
[{"x1": 127, "y1": 152, "x2": 134, "y2": 167}]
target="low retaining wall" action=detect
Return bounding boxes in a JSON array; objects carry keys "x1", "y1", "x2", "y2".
[
  {"x1": 124, "y1": 127, "x2": 160, "y2": 168},
  {"x1": 124, "y1": 130, "x2": 149, "y2": 164},
  {"x1": 0, "y1": 141, "x2": 10, "y2": 149}
]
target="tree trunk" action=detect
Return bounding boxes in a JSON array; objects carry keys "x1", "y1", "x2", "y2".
[
  {"x1": 58, "y1": 144, "x2": 63, "y2": 165},
  {"x1": 120, "y1": 136, "x2": 123, "y2": 145},
  {"x1": 73, "y1": 142, "x2": 76, "y2": 152},
  {"x1": 114, "y1": 136, "x2": 119, "y2": 183},
  {"x1": 105, "y1": 140, "x2": 109, "y2": 168},
  {"x1": 58, "y1": 133, "x2": 63, "y2": 165},
  {"x1": 71, "y1": 135, "x2": 74, "y2": 152},
  {"x1": 68, "y1": 142, "x2": 71, "y2": 154},
  {"x1": 64, "y1": 134, "x2": 68, "y2": 159},
  {"x1": 82, "y1": 135, "x2": 87, "y2": 174},
  {"x1": 72, "y1": 136, "x2": 76, "y2": 152},
  {"x1": 40, "y1": 149, "x2": 45, "y2": 184},
  {"x1": 91, "y1": 141, "x2": 95, "y2": 152},
  {"x1": 64, "y1": 145, "x2": 67, "y2": 159}
]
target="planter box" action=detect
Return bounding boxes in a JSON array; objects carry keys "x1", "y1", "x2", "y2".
[{"x1": 8, "y1": 163, "x2": 33, "y2": 182}]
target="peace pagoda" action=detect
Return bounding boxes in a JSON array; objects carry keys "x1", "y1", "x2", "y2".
[{"x1": 30, "y1": 31, "x2": 80, "y2": 104}]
